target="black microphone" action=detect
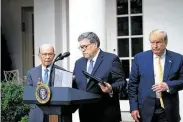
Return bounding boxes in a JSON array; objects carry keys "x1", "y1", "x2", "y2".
[
  {"x1": 60, "y1": 52, "x2": 70, "y2": 60},
  {"x1": 49, "y1": 52, "x2": 70, "y2": 86},
  {"x1": 48, "y1": 53, "x2": 62, "y2": 86},
  {"x1": 53, "y1": 53, "x2": 62, "y2": 63}
]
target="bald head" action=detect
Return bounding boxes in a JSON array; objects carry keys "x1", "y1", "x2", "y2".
[{"x1": 38, "y1": 44, "x2": 55, "y2": 67}]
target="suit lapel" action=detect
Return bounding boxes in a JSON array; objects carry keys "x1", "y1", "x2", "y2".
[
  {"x1": 87, "y1": 51, "x2": 104, "y2": 91},
  {"x1": 50, "y1": 65, "x2": 55, "y2": 86},
  {"x1": 34, "y1": 65, "x2": 42, "y2": 86},
  {"x1": 91, "y1": 51, "x2": 104, "y2": 75},
  {"x1": 163, "y1": 50, "x2": 172, "y2": 82},
  {"x1": 80, "y1": 58, "x2": 88, "y2": 90},
  {"x1": 144, "y1": 51, "x2": 156, "y2": 97},
  {"x1": 148, "y1": 51, "x2": 155, "y2": 84}
]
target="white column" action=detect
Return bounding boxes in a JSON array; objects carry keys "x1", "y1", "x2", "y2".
[
  {"x1": 34, "y1": 0, "x2": 56, "y2": 66},
  {"x1": 69, "y1": 0, "x2": 106, "y2": 71},
  {"x1": 69, "y1": 1, "x2": 106, "y2": 122},
  {"x1": 34, "y1": 0, "x2": 69, "y2": 69}
]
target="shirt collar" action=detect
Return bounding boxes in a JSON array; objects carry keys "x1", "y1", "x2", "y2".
[
  {"x1": 91, "y1": 49, "x2": 100, "y2": 62},
  {"x1": 153, "y1": 49, "x2": 166, "y2": 59},
  {"x1": 42, "y1": 64, "x2": 51, "y2": 71}
]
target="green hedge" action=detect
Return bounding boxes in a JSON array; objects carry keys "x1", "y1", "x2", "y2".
[{"x1": 1, "y1": 82, "x2": 30, "y2": 122}]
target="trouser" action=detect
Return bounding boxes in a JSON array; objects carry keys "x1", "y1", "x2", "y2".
[{"x1": 151, "y1": 98, "x2": 168, "y2": 122}]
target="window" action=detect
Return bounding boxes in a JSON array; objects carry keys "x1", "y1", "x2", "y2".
[{"x1": 116, "y1": 0, "x2": 143, "y2": 100}]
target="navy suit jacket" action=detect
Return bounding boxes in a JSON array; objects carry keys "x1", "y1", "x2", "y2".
[
  {"x1": 128, "y1": 50, "x2": 183, "y2": 122},
  {"x1": 26, "y1": 64, "x2": 65, "y2": 122},
  {"x1": 73, "y1": 50, "x2": 127, "y2": 122}
]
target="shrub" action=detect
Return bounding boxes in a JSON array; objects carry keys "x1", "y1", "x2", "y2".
[
  {"x1": 1, "y1": 82, "x2": 30, "y2": 122},
  {"x1": 19, "y1": 115, "x2": 29, "y2": 122}
]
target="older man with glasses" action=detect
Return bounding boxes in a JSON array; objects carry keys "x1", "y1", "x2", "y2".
[
  {"x1": 73, "y1": 32, "x2": 127, "y2": 122},
  {"x1": 26, "y1": 44, "x2": 65, "y2": 122}
]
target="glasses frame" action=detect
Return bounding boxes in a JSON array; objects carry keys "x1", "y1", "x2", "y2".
[{"x1": 78, "y1": 43, "x2": 93, "y2": 51}]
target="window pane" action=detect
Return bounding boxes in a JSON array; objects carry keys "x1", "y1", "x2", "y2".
[
  {"x1": 131, "y1": 16, "x2": 143, "y2": 35},
  {"x1": 120, "y1": 60, "x2": 129, "y2": 78},
  {"x1": 132, "y1": 38, "x2": 143, "y2": 56},
  {"x1": 131, "y1": 0, "x2": 142, "y2": 14},
  {"x1": 118, "y1": 38, "x2": 129, "y2": 57},
  {"x1": 117, "y1": 0, "x2": 128, "y2": 15},
  {"x1": 117, "y1": 17, "x2": 129, "y2": 36}
]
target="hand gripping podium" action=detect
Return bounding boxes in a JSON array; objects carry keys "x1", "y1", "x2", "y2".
[{"x1": 23, "y1": 86, "x2": 101, "y2": 122}]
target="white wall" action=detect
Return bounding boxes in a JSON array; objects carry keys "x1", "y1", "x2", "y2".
[
  {"x1": 34, "y1": 0, "x2": 70, "y2": 70},
  {"x1": 1, "y1": 0, "x2": 33, "y2": 77},
  {"x1": 143, "y1": 0, "x2": 183, "y2": 121},
  {"x1": 69, "y1": 0, "x2": 106, "y2": 71},
  {"x1": 34, "y1": 0, "x2": 56, "y2": 66},
  {"x1": 143, "y1": 0, "x2": 183, "y2": 53}
]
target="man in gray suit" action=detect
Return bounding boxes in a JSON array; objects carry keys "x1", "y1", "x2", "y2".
[{"x1": 26, "y1": 44, "x2": 63, "y2": 122}]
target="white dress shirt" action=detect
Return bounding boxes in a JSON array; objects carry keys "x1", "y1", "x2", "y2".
[
  {"x1": 153, "y1": 50, "x2": 166, "y2": 98},
  {"x1": 86, "y1": 49, "x2": 100, "y2": 72}
]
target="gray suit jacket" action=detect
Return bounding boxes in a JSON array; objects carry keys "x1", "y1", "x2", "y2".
[{"x1": 26, "y1": 64, "x2": 65, "y2": 122}]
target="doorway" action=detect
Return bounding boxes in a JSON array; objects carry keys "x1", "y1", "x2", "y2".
[{"x1": 22, "y1": 7, "x2": 34, "y2": 78}]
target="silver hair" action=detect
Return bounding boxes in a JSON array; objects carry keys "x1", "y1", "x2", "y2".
[{"x1": 78, "y1": 32, "x2": 100, "y2": 47}]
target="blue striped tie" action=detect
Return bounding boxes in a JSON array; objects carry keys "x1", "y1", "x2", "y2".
[
  {"x1": 88, "y1": 59, "x2": 94, "y2": 74},
  {"x1": 44, "y1": 68, "x2": 49, "y2": 84}
]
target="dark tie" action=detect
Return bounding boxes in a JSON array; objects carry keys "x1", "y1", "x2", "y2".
[
  {"x1": 88, "y1": 59, "x2": 94, "y2": 74},
  {"x1": 44, "y1": 68, "x2": 49, "y2": 84}
]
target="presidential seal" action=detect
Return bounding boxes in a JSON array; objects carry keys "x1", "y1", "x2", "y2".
[{"x1": 35, "y1": 83, "x2": 51, "y2": 104}]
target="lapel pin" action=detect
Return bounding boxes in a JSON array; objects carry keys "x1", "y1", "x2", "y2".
[{"x1": 169, "y1": 60, "x2": 172, "y2": 63}]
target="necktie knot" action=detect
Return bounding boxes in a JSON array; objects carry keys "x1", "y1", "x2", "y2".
[
  {"x1": 90, "y1": 59, "x2": 94, "y2": 64},
  {"x1": 45, "y1": 68, "x2": 49, "y2": 73}
]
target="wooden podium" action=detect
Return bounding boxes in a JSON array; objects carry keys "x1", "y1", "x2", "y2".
[
  {"x1": 23, "y1": 86, "x2": 101, "y2": 122},
  {"x1": 49, "y1": 115, "x2": 58, "y2": 122}
]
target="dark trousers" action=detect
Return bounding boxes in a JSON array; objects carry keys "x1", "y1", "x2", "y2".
[
  {"x1": 43, "y1": 114, "x2": 49, "y2": 122},
  {"x1": 151, "y1": 99, "x2": 168, "y2": 122}
]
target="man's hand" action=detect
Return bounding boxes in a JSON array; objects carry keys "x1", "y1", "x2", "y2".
[
  {"x1": 37, "y1": 81, "x2": 43, "y2": 85},
  {"x1": 99, "y1": 82, "x2": 112, "y2": 93},
  {"x1": 131, "y1": 110, "x2": 140, "y2": 122},
  {"x1": 152, "y1": 82, "x2": 168, "y2": 92}
]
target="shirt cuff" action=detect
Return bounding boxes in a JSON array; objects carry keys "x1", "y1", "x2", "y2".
[
  {"x1": 167, "y1": 86, "x2": 170, "y2": 92},
  {"x1": 109, "y1": 90, "x2": 113, "y2": 97}
]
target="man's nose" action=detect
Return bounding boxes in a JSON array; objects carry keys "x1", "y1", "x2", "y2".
[{"x1": 45, "y1": 55, "x2": 50, "y2": 58}]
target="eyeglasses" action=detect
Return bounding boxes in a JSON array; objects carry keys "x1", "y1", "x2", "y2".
[
  {"x1": 39, "y1": 53, "x2": 54, "y2": 57},
  {"x1": 78, "y1": 43, "x2": 92, "y2": 50}
]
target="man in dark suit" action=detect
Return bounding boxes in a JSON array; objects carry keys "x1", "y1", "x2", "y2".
[
  {"x1": 73, "y1": 32, "x2": 127, "y2": 122},
  {"x1": 26, "y1": 44, "x2": 64, "y2": 122},
  {"x1": 128, "y1": 29, "x2": 183, "y2": 122}
]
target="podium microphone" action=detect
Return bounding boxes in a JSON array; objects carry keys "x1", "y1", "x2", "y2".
[
  {"x1": 52, "y1": 53, "x2": 62, "y2": 64},
  {"x1": 49, "y1": 53, "x2": 62, "y2": 86},
  {"x1": 60, "y1": 52, "x2": 70, "y2": 60},
  {"x1": 49, "y1": 52, "x2": 70, "y2": 86}
]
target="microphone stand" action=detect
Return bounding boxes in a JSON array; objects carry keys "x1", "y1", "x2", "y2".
[{"x1": 48, "y1": 53, "x2": 62, "y2": 87}]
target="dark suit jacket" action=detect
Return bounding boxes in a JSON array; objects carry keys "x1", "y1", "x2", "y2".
[
  {"x1": 128, "y1": 50, "x2": 183, "y2": 122},
  {"x1": 73, "y1": 50, "x2": 127, "y2": 122},
  {"x1": 26, "y1": 64, "x2": 65, "y2": 122}
]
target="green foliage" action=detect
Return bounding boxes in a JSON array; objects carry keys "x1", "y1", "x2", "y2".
[
  {"x1": 1, "y1": 82, "x2": 30, "y2": 122},
  {"x1": 19, "y1": 115, "x2": 29, "y2": 122}
]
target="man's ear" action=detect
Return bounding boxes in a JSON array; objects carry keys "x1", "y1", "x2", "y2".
[{"x1": 94, "y1": 42, "x2": 98, "y2": 47}]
